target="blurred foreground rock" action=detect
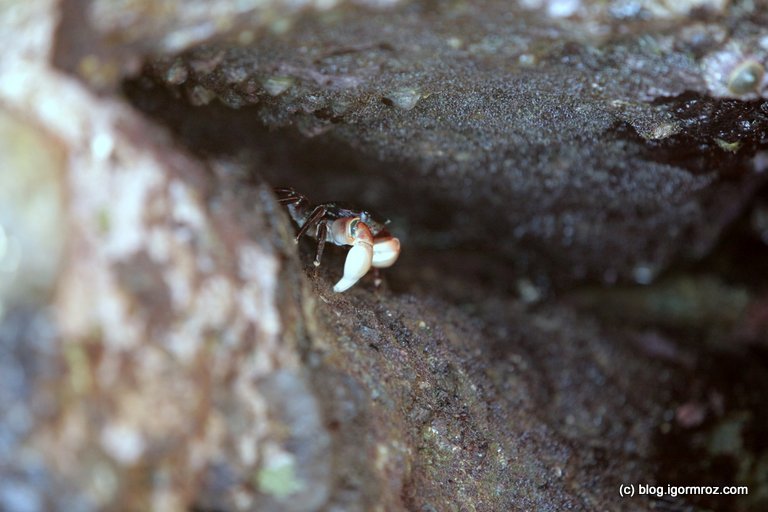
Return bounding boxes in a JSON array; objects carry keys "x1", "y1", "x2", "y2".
[
  {"x1": 2, "y1": 2, "x2": 308, "y2": 510},
  {"x1": 2, "y1": 1, "x2": 768, "y2": 511}
]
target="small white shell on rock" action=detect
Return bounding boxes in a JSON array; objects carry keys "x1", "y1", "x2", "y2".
[
  {"x1": 263, "y1": 76, "x2": 294, "y2": 97},
  {"x1": 188, "y1": 85, "x2": 216, "y2": 105},
  {"x1": 165, "y1": 60, "x2": 188, "y2": 85},
  {"x1": 701, "y1": 42, "x2": 768, "y2": 99},
  {"x1": 384, "y1": 87, "x2": 422, "y2": 111},
  {"x1": 727, "y1": 59, "x2": 765, "y2": 96}
]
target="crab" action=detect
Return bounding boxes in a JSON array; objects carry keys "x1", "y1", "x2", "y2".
[{"x1": 275, "y1": 187, "x2": 401, "y2": 292}]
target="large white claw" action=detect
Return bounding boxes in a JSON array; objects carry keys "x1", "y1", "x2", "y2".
[{"x1": 333, "y1": 240, "x2": 373, "y2": 292}]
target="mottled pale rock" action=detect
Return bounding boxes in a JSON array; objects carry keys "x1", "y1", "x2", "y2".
[
  {"x1": 0, "y1": 2, "x2": 317, "y2": 511},
  {"x1": 0, "y1": 109, "x2": 66, "y2": 318}
]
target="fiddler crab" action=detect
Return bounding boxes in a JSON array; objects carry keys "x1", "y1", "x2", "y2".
[{"x1": 275, "y1": 187, "x2": 401, "y2": 292}]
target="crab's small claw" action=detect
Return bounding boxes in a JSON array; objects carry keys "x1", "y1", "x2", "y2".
[
  {"x1": 372, "y1": 235, "x2": 400, "y2": 268},
  {"x1": 332, "y1": 219, "x2": 374, "y2": 292}
]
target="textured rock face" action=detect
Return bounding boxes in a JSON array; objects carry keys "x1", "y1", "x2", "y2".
[
  {"x1": 3, "y1": 1, "x2": 768, "y2": 511},
  {"x1": 140, "y1": 0, "x2": 768, "y2": 288}
]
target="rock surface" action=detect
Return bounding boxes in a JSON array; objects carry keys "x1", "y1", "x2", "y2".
[
  {"x1": 2, "y1": 1, "x2": 768, "y2": 511},
  {"x1": 141, "y1": 0, "x2": 768, "y2": 287}
]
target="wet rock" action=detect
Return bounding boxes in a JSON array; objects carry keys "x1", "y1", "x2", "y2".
[
  {"x1": 53, "y1": 0, "x2": 404, "y2": 90},
  {"x1": 297, "y1": 280, "x2": 682, "y2": 511},
  {"x1": 141, "y1": 0, "x2": 768, "y2": 287}
]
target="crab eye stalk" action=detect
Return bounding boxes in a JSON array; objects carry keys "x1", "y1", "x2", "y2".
[{"x1": 330, "y1": 217, "x2": 359, "y2": 246}]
